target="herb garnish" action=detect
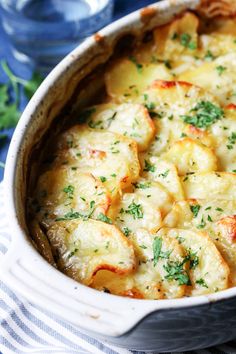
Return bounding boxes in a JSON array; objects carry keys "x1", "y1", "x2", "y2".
[
  {"x1": 180, "y1": 33, "x2": 197, "y2": 50},
  {"x1": 123, "y1": 227, "x2": 131, "y2": 237},
  {"x1": 227, "y1": 132, "x2": 236, "y2": 150},
  {"x1": 144, "y1": 160, "x2": 156, "y2": 172},
  {"x1": 129, "y1": 56, "x2": 143, "y2": 73},
  {"x1": 99, "y1": 176, "x2": 107, "y2": 182},
  {"x1": 63, "y1": 185, "x2": 74, "y2": 199},
  {"x1": 197, "y1": 217, "x2": 206, "y2": 229},
  {"x1": 134, "y1": 181, "x2": 151, "y2": 189},
  {"x1": 196, "y1": 278, "x2": 208, "y2": 288},
  {"x1": 97, "y1": 213, "x2": 112, "y2": 224},
  {"x1": 158, "y1": 169, "x2": 169, "y2": 178},
  {"x1": 186, "y1": 249, "x2": 199, "y2": 269},
  {"x1": 190, "y1": 204, "x2": 201, "y2": 218},
  {"x1": 125, "y1": 202, "x2": 144, "y2": 220},
  {"x1": 181, "y1": 101, "x2": 223, "y2": 129},
  {"x1": 153, "y1": 237, "x2": 172, "y2": 266},
  {"x1": 216, "y1": 65, "x2": 227, "y2": 76},
  {"x1": 164, "y1": 259, "x2": 191, "y2": 286},
  {"x1": 204, "y1": 50, "x2": 215, "y2": 61}
]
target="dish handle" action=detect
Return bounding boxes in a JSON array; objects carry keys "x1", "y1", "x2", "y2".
[{"x1": 0, "y1": 236, "x2": 156, "y2": 337}]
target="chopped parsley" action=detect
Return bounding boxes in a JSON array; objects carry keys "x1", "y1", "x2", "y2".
[
  {"x1": 181, "y1": 101, "x2": 223, "y2": 129},
  {"x1": 153, "y1": 237, "x2": 162, "y2": 266},
  {"x1": 227, "y1": 132, "x2": 236, "y2": 150},
  {"x1": 123, "y1": 227, "x2": 131, "y2": 237},
  {"x1": 216, "y1": 207, "x2": 224, "y2": 212},
  {"x1": 204, "y1": 50, "x2": 215, "y2": 61},
  {"x1": 180, "y1": 33, "x2": 197, "y2": 50},
  {"x1": 158, "y1": 169, "x2": 169, "y2": 178},
  {"x1": 143, "y1": 159, "x2": 156, "y2": 172},
  {"x1": 196, "y1": 278, "x2": 208, "y2": 288},
  {"x1": 56, "y1": 210, "x2": 83, "y2": 221},
  {"x1": 145, "y1": 101, "x2": 156, "y2": 111},
  {"x1": 186, "y1": 249, "x2": 199, "y2": 269},
  {"x1": 99, "y1": 176, "x2": 107, "y2": 182},
  {"x1": 88, "y1": 120, "x2": 103, "y2": 129},
  {"x1": 134, "y1": 181, "x2": 151, "y2": 189},
  {"x1": 68, "y1": 248, "x2": 78, "y2": 258},
  {"x1": 129, "y1": 56, "x2": 143, "y2": 73},
  {"x1": 125, "y1": 202, "x2": 143, "y2": 220},
  {"x1": 190, "y1": 204, "x2": 201, "y2": 218},
  {"x1": 216, "y1": 65, "x2": 227, "y2": 76},
  {"x1": 153, "y1": 237, "x2": 172, "y2": 266},
  {"x1": 63, "y1": 185, "x2": 74, "y2": 199},
  {"x1": 207, "y1": 215, "x2": 213, "y2": 222},
  {"x1": 197, "y1": 216, "x2": 206, "y2": 229},
  {"x1": 164, "y1": 259, "x2": 191, "y2": 286},
  {"x1": 97, "y1": 213, "x2": 112, "y2": 224}
]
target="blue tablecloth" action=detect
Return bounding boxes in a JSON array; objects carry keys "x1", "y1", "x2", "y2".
[{"x1": 0, "y1": 0, "x2": 154, "y2": 181}]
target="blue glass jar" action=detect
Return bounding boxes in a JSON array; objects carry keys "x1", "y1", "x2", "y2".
[{"x1": 0, "y1": 0, "x2": 114, "y2": 73}]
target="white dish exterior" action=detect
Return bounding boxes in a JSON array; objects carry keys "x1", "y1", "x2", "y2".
[{"x1": 2, "y1": 0, "x2": 236, "y2": 351}]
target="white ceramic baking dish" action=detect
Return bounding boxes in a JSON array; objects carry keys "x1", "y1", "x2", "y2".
[{"x1": 1, "y1": 0, "x2": 236, "y2": 351}]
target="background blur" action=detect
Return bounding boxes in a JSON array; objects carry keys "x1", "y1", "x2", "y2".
[{"x1": 0, "y1": 0, "x2": 155, "y2": 181}]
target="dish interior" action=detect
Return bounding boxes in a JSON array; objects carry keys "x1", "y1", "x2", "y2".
[{"x1": 28, "y1": 11, "x2": 236, "y2": 300}]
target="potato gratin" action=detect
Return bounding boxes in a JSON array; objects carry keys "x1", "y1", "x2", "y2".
[{"x1": 30, "y1": 12, "x2": 236, "y2": 299}]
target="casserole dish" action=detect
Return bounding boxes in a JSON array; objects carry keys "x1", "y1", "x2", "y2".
[{"x1": 1, "y1": 0, "x2": 236, "y2": 351}]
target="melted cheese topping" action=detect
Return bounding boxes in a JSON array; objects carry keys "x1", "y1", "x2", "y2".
[{"x1": 30, "y1": 11, "x2": 236, "y2": 299}]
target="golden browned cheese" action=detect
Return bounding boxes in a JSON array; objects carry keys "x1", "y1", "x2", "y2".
[{"x1": 30, "y1": 11, "x2": 236, "y2": 299}]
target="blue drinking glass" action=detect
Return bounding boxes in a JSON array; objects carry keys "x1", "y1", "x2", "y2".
[{"x1": 0, "y1": 0, "x2": 114, "y2": 74}]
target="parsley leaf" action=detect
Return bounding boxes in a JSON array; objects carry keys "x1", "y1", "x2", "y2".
[
  {"x1": 196, "y1": 278, "x2": 208, "y2": 288},
  {"x1": 181, "y1": 101, "x2": 223, "y2": 129},
  {"x1": 153, "y1": 237, "x2": 172, "y2": 266},
  {"x1": 204, "y1": 50, "x2": 215, "y2": 61},
  {"x1": 180, "y1": 33, "x2": 197, "y2": 50},
  {"x1": 190, "y1": 204, "x2": 201, "y2": 218},
  {"x1": 123, "y1": 227, "x2": 131, "y2": 237},
  {"x1": 97, "y1": 213, "x2": 112, "y2": 224},
  {"x1": 216, "y1": 65, "x2": 227, "y2": 76},
  {"x1": 143, "y1": 159, "x2": 156, "y2": 172},
  {"x1": 153, "y1": 237, "x2": 162, "y2": 266},
  {"x1": 125, "y1": 202, "x2": 143, "y2": 219},
  {"x1": 164, "y1": 259, "x2": 191, "y2": 286},
  {"x1": 129, "y1": 56, "x2": 143, "y2": 73}
]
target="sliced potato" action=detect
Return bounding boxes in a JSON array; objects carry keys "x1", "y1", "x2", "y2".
[
  {"x1": 157, "y1": 228, "x2": 229, "y2": 296},
  {"x1": 181, "y1": 172, "x2": 236, "y2": 200},
  {"x1": 132, "y1": 178, "x2": 173, "y2": 216},
  {"x1": 33, "y1": 168, "x2": 111, "y2": 228},
  {"x1": 141, "y1": 80, "x2": 220, "y2": 155},
  {"x1": 142, "y1": 156, "x2": 185, "y2": 200},
  {"x1": 111, "y1": 192, "x2": 162, "y2": 234},
  {"x1": 164, "y1": 138, "x2": 217, "y2": 175},
  {"x1": 209, "y1": 107, "x2": 236, "y2": 172},
  {"x1": 154, "y1": 12, "x2": 199, "y2": 59},
  {"x1": 92, "y1": 229, "x2": 187, "y2": 299},
  {"x1": 164, "y1": 199, "x2": 236, "y2": 285},
  {"x1": 105, "y1": 58, "x2": 172, "y2": 102},
  {"x1": 179, "y1": 53, "x2": 236, "y2": 104},
  {"x1": 54, "y1": 126, "x2": 140, "y2": 194},
  {"x1": 47, "y1": 219, "x2": 136, "y2": 285},
  {"x1": 199, "y1": 33, "x2": 236, "y2": 59},
  {"x1": 84, "y1": 103, "x2": 156, "y2": 151}
]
